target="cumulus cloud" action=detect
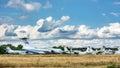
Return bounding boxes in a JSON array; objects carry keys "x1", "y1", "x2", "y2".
[
  {"x1": 0, "y1": 24, "x2": 33, "y2": 38},
  {"x1": 14, "y1": 25, "x2": 33, "y2": 38},
  {"x1": 0, "y1": 16, "x2": 120, "y2": 41},
  {"x1": 29, "y1": 16, "x2": 70, "y2": 39},
  {"x1": 73, "y1": 25, "x2": 97, "y2": 39},
  {"x1": 7, "y1": 0, "x2": 42, "y2": 12},
  {"x1": 37, "y1": 16, "x2": 70, "y2": 32},
  {"x1": 61, "y1": 16, "x2": 70, "y2": 21},
  {"x1": 98, "y1": 23, "x2": 120, "y2": 38},
  {"x1": 0, "y1": 24, "x2": 17, "y2": 37},
  {"x1": 58, "y1": 25, "x2": 77, "y2": 38},
  {"x1": 0, "y1": 16, "x2": 120, "y2": 47}
]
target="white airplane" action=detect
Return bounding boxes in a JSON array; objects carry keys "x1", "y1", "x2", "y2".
[
  {"x1": 63, "y1": 46, "x2": 77, "y2": 54},
  {"x1": 99, "y1": 46, "x2": 114, "y2": 54},
  {"x1": 50, "y1": 48, "x2": 63, "y2": 54},
  {"x1": 63, "y1": 46, "x2": 71, "y2": 54},
  {"x1": 85, "y1": 46, "x2": 99, "y2": 54},
  {"x1": 86, "y1": 46, "x2": 93, "y2": 54},
  {"x1": 19, "y1": 38, "x2": 47, "y2": 54},
  {"x1": 63, "y1": 46, "x2": 95, "y2": 54},
  {"x1": 20, "y1": 38, "x2": 64, "y2": 54},
  {"x1": 76, "y1": 46, "x2": 98, "y2": 54},
  {"x1": 23, "y1": 48, "x2": 46, "y2": 54},
  {"x1": 115, "y1": 47, "x2": 120, "y2": 54},
  {"x1": 73, "y1": 50, "x2": 86, "y2": 54},
  {"x1": 6, "y1": 47, "x2": 26, "y2": 54}
]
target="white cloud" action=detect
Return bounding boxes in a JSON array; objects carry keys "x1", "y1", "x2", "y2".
[
  {"x1": 28, "y1": 39, "x2": 120, "y2": 47},
  {"x1": 7, "y1": 0, "x2": 24, "y2": 8},
  {"x1": 19, "y1": 15, "x2": 28, "y2": 20},
  {"x1": 37, "y1": 16, "x2": 70, "y2": 32},
  {"x1": 110, "y1": 12, "x2": 120, "y2": 17},
  {"x1": 23, "y1": 2, "x2": 41, "y2": 11},
  {"x1": 29, "y1": 25, "x2": 41, "y2": 39},
  {"x1": 61, "y1": 16, "x2": 70, "y2": 21},
  {"x1": 73, "y1": 25, "x2": 97, "y2": 39},
  {"x1": 14, "y1": 25, "x2": 33, "y2": 38},
  {"x1": 7, "y1": 0, "x2": 42, "y2": 12},
  {"x1": 0, "y1": 16, "x2": 120, "y2": 47},
  {"x1": 58, "y1": 25, "x2": 77, "y2": 38},
  {"x1": 61, "y1": 25, "x2": 75, "y2": 31},
  {"x1": 0, "y1": 24, "x2": 7, "y2": 37},
  {"x1": 29, "y1": 22, "x2": 120, "y2": 40},
  {"x1": 98, "y1": 23, "x2": 120, "y2": 38},
  {"x1": 43, "y1": 0, "x2": 52, "y2": 9},
  {"x1": 0, "y1": 16, "x2": 14, "y2": 24},
  {"x1": 113, "y1": 2, "x2": 120, "y2": 5},
  {"x1": 0, "y1": 16, "x2": 119, "y2": 40},
  {"x1": 46, "y1": 16, "x2": 52, "y2": 22},
  {"x1": 0, "y1": 24, "x2": 17, "y2": 37},
  {"x1": 29, "y1": 16, "x2": 70, "y2": 39}
]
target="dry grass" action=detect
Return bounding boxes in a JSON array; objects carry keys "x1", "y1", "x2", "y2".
[{"x1": 0, "y1": 54, "x2": 120, "y2": 68}]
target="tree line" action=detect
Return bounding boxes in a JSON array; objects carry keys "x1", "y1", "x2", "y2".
[{"x1": 0, "y1": 44, "x2": 23, "y2": 54}]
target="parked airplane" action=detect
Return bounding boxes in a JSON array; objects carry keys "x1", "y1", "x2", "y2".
[
  {"x1": 6, "y1": 47, "x2": 26, "y2": 54},
  {"x1": 99, "y1": 46, "x2": 114, "y2": 54},
  {"x1": 63, "y1": 46, "x2": 74, "y2": 54},
  {"x1": 86, "y1": 46, "x2": 94, "y2": 54},
  {"x1": 23, "y1": 48, "x2": 46, "y2": 54},
  {"x1": 73, "y1": 46, "x2": 99, "y2": 54},
  {"x1": 50, "y1": 48, "x2": 63, "y2": 54},
  {"x1": 115, "y1": 47, "x2": 120, "y2": 54},
  {"x1": 20, "y1": 38, "x2": 64, "y2": 54}
]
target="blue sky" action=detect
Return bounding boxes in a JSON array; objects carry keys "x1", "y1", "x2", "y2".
[
  {"x1": 0, "y1": 0, "x2": 120, "y2": 47},
  {"x1": 0, "y1": 0, "x2": 120, "y2": 27}
]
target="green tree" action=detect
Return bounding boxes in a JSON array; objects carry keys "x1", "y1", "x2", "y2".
[
  {"x1": 0, "y1": 45, "x2": 7, "y2": 54},
  {"x1": 10, "y1": 44, "x2": 23, "y2": 50},
  {"x1": 17, "y1": 44, "x2": 23, "y2": 50}
]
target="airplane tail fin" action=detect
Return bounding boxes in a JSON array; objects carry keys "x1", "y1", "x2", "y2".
[
  {"x1": 86, "y1": 46, "x2": 93, "y2": 53},
  {"x1": 6, "y1": 47, "x2": 13, "y2": 52},
  {"x1": 64, "y1": 46, "x2": 69, "y2": 52}
]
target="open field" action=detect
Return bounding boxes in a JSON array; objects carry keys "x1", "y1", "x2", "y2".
[{"x1": 0, "y1": 54, "x2": 120, "y2": 68}]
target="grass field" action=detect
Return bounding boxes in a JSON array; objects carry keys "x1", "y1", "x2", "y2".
[{"x1": 0, "y1": 54, "x2": 120, "y2": 68}]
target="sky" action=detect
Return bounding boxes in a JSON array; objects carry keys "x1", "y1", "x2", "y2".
[{"x1": 0, "y1": 0, "x2": 120, "y2": 48}]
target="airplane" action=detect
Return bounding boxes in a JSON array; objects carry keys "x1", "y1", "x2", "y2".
[
  {"x1": 75, "y1": 46, "x2": 98, "y2": 54},
  {"x1": 24, "y1": 48, "x2": 46, "y2": 54},
  {"x1": 115, "y1": 47, "x2": 120, "y2": 54},
  {"x1": 63, "y1": 46, "x2": 82, "y2": 54},
  {"x1": 63, "y1": 46, "x2": 73, "y2": 54},
  {"x1": 73, "y1": 50, "x2": 86, "y2": 54},
  {"x1": 49, "y1": 48, "x2": 63, "y2": 54},
  {"x1": 86, "y1": 46, "x2": 94, "y2": 54},
  {"x1": 99, "y1": 46, "x2": 114, "y2": 54},
  {"x1": 6, "y1": 47, "x2": 26, "y2": 54},
  {"x1": 20, "y1": 38, "x2": 64, "y2": 54},
  {"x1": 24, "y1": 47, "x2": 63, "y2": 54}
]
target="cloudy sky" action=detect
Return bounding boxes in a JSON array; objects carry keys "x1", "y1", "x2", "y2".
[{"x1": 0, "y1": 0, "x2": 120, "y2": 47}]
